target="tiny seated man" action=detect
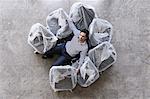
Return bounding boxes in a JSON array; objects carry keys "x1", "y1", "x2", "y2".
[{"x1": 42, "y1": 18, "x2": 89, "y2": 70}]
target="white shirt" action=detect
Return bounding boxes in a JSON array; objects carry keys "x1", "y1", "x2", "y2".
[
  {"x1": 66, "y1": 19, "x2": 88, "y2": 68},
  {"x1": 66, "y1": 36, "x2": 87, "y2": 57}
]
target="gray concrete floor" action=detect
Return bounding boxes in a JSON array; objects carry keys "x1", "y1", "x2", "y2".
[{"x1": 0, "y1": 0, "x2": 150, "y2": 99}]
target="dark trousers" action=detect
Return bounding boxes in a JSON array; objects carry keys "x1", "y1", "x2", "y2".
[{"x1": 44, "y1": 43, "x2": 78, "y2": 66}]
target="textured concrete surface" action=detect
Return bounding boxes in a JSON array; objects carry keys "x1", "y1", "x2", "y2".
[{"x1": 0, "y1": 0, "x2": 150, "y2": 99}]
